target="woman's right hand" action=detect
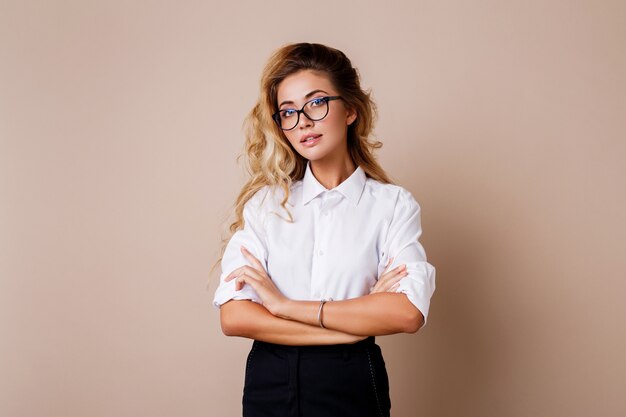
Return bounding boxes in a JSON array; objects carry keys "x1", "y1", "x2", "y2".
[{"x1": 369, "y1": 257, "x2": 407, "y2": 294}]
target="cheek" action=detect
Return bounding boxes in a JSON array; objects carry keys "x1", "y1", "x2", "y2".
[
  {"x1": 284, "y1": 132, "x2": 299, "y2": 147},
  {"x1": 321, "y1": 112, "x2": 348, "y2": 133},
  {"x1": 327, "y1": 106, "x2": 349, "y2": 126}
]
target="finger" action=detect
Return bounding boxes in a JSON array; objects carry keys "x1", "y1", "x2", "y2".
[
  {"x1": 371, "y1": 268, "x2": 402, "y2": 294},
  {"x1": 381, "y1": 263, "x2": 403, "y2": 280},
  {"x1": 388, "y1": 268, "x2": 408, "y2": 283},
  {"x1": 241, "y1": 246, "x2": 265, "y2": 271},
  {"x1": 379, "y1": 264, "x2": 406, "y2": 281},
  {"x1": 232, "y1": 271, "x2": 245, "y2": 290},
  {"x1": 378, "y1": 269, "x2": 408, "y2": 291},
  {"x1": 226, "y1": 264, "x2": 263, "y2": 282},
  {"x1": 237, "y1": 266, "x2": 264, "y2": 282},
  {"x1": 381, "y1": 256, "x2": 395, "y2": 274},
  {"x1": 234, "y1": 272, "x2": 259, "y2": 291},
  {"x1": 225, "y1": 267, "x2": 243, "y2": 282},
  {"x1": 236, "y1": 275, "x2": 251, "y2": 291},
  {"x1": 379, "y1": 277, "x2": 404, "y2": 293}
]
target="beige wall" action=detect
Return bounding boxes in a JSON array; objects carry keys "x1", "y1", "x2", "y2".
[{"x1": 1, "y1": 1, "x2": 625, "y2": 416}]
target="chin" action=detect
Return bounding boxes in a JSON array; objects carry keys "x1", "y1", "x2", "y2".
[{"x1": 298, "y1": 149, "x2": 331, "y2": 161}]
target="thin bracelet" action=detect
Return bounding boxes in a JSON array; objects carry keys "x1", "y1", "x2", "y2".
[
  {"x1": 317, "y1": 297, "x2": 334, "y2": 328},
  {"x1": 317, "y1": 299, "x2": 327, "y2": 328}
]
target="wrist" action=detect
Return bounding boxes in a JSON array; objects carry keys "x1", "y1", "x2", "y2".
[{"x1": 274, "y1": 298, "x2": 295, "y2": 320}]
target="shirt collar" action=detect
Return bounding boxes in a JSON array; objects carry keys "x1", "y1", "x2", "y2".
[{"x1": 301, "y1": 161, "x2": 367, "y2": 207}]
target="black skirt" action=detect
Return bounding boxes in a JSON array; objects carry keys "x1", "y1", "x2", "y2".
[{"x1": 242, "y1": 336, "x2": 391, "y2": 417}]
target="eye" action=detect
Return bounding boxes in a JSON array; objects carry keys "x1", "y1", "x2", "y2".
[
  {"x1": 309, "y1": 97, "x2": 325, "y2": 107},
  {"x1": 280, "y1": 109, "x2": 296, "y2": 118}
]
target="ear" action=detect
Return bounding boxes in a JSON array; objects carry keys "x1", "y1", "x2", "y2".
[{"x1": 346, "y1": 107, "x2": 357, "y2": 126}]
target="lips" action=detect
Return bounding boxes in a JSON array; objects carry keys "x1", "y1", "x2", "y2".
[{"x1": 300, "y1": 133, "x2": 322, "y2": 143}]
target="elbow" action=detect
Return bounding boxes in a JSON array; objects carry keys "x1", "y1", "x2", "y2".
[
  {"x1": 396, "y1": 293, "x2": 424, "y2": 333},
  {"x1": 220, "y1": 317, "x2": 238, "y2": 337},
  {"x1": 219, "y1": 301, "x2": 247, "y2": 337},
  {"x1": 220, "y1": 312, "x2": 238, "y2": 336},
  {"x1": 403, "y1": 306, "x2": 424, "y2": 334}
]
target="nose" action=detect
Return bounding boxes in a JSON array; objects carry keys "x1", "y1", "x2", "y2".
[{"x1": 297, "y1": 110, "x2": 313, "y2": 129}]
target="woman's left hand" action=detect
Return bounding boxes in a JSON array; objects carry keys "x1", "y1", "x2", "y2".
[
  {"x1": 369, "y1": 257, "x2": 407, "y2": 294},
  {"x1": 224, "y1": 246, "x2": 288, "y2": 316}
]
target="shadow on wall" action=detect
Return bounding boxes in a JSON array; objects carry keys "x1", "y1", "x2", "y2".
[{"x1": 380, "y1": 167, "x2": 530, "y2": 416}]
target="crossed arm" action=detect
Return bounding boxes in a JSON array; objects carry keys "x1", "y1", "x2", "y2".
[{"x1": 219, "y1": 246, "x2": 424, "y2": 345}]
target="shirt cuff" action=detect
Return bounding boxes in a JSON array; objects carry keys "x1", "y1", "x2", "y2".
[
  {"x1": 212, "y1": 279, "x2": 263, "y2": 309},
  {"x1": 395, "y1": 262, "x2": 436, "y2": 328}
]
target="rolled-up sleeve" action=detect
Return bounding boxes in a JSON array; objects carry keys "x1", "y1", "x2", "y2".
[
  {"x1": 382, "y1": 188, "x2": 436, "y2": 328},
  {"x1": 212, "y1": 188, "x2": 269, "y2": 309}
]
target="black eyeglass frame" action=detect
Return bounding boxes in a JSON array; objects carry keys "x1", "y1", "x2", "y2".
[{"x1": 272, "y1": 95, "x2": 343, "y2": 131}]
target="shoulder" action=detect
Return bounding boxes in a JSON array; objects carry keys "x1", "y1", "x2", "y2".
[
  {"x1": 242, "y1": 185, "x2": 271, "y2": 215},
  {"x1": 244, "y1": 183, "x2": 294, "y2": 213},
  {"x1": 249, "y1": 185, "x2": 271, "y2": 204},
  {"x1": 365, "y1": 178, "x2": 420, "y2": 211}
]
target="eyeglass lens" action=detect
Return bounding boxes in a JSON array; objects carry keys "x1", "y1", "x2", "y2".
[{"x1": 277, "y1": 98, "x2": 330, "y2": 130}]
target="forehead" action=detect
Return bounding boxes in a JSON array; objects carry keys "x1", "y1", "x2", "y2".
[{"x1": 276, "y1": 70, "x2": 335, "y2": 104}]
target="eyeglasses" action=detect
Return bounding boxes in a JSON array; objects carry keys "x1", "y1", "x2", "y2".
[{"x1": 272, "y1": 96, "x2": 343, "y2": 131}]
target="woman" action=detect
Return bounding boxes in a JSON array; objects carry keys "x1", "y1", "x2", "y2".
[{"x1": 212, "y1": 42, "x2": 436, "y2": 417}]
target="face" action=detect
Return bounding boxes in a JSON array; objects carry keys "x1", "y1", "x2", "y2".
[{"x1": 275, "y1": 69, "x2": 357, "y2": 163}]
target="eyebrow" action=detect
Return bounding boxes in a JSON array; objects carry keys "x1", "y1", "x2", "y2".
[{"x1": 279, "y1": 89, "x2": 330, "y2": 108}]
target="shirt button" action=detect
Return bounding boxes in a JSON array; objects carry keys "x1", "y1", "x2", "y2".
[
  {"x1": 318, "y1": 250, "x2": 324, "y2": 256},
  {"x1": 323, "y1": 211, "x2": 329, "y2": 216}
]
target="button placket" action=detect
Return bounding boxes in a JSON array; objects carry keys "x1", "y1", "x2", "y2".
[
  {"x1": 310, "y1": 195, "x2": 327, "y2": 298},
  {"x1": 318, "y1": 196, "x2": 325, "y2": 258},
  {"x1": 312, "y1": 191, "x2": 344, "y2": 298}
]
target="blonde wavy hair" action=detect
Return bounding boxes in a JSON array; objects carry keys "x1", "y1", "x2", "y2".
[{"x1": 208, "y1": 42, "x2": 394, "y2": 282}]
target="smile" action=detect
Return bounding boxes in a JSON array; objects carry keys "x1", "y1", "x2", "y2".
[{"x1": 301, "y1": 135, "x2": 322, "y2": 146}]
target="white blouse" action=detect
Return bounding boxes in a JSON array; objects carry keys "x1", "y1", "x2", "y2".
[{"x1": 213, "y1": 161, "x2": 436, "y2": 327}]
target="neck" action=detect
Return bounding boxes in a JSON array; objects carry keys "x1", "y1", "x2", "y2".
[{"x1": 310, "y1": 156, "x2": 357, "y2": 189}]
